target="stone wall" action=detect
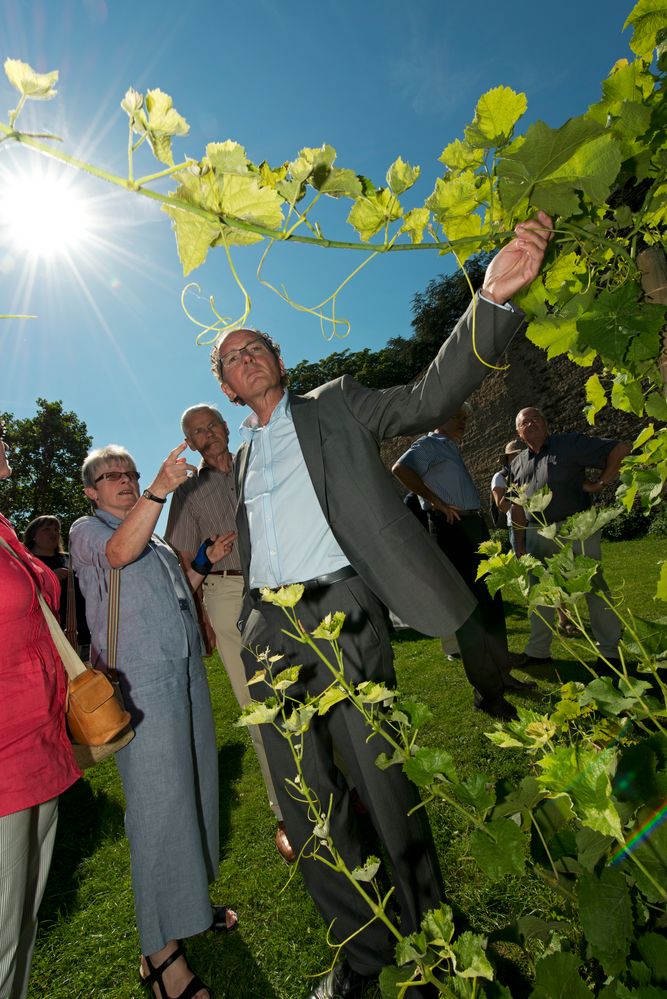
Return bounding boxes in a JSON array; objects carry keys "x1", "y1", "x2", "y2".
[{"x1": 382, "y1": 334, "x2": 651, "y2": 508}]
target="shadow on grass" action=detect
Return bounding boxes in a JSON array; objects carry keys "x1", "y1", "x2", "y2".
[
  {"x1": 389, "y1": 627, "x2": 429, "y2": 644},
  {"x1": 189, "y1": 930, "x2": 282, "y2": 999},
  {"x1": 217, "y1": 739, "x2": 245, "y2": 858},
  {"x1": 39, "y1": 772, "x2": 125, "y2": 928}
]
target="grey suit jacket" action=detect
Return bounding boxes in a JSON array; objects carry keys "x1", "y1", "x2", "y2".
[{"x1": 234, "y1": 294, "x2": 524, "y2": 636}]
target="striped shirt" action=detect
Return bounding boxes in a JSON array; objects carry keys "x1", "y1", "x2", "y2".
[{"x1": 165, "y1": 463, "x2": 242, "y2": 571}]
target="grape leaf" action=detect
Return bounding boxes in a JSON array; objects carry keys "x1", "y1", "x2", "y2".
[
  {"x1": 611, "y1": 374, "x2": 645, "y2": 416},
  {"x1": 645, "y1": 392, "x2": 667, "y2": 421},
  {"x1": 315, "y1": 167, "x2": 363, "y2": 199},
  {"x1": 469, "y1": 818, "x2": 526, "y2": 881},
  {"x1": 584, "y1": 373, "x2": 607, "y2": 423},
  {"x1": 536, "y1": 746, "x2": 623, "y2": 838},
  {"x1": 426, "y1": 173, "x2": 483, "y2": 222},
  {"x1": 403, "y1": 747, "x2": 458, "y2": 787},
  {"x1": 626, "y1": 0, "x2": 667, "y2": 58},
  {"x1": 464, "y1": 86, "x2": 527, "y2": 148},
  {"x1": 577, "y1": 284, "x2": 665, "y2": 374},
  {"x1": 218, "y1": 173, "x2": 283, "y2": 226},
  {"x1": 438, "y1": 138, "x2": 485, "y2": 171},
  {"x1": 497, "y1": 117, "x2": 620, "y2": 215},
  {"x1": 452, "y1": 931, "x2": 494, "y2": 980},
  {"x1": 530, "y1": 952, "x2": 593, "y2": 998},
  {"x1": 347, "y1": 189, "x2": 402, "y2": 241},
  {"x1": 289, "y1": 144, "x2": 336, "y2": 183},
  {"x1": 576, "y1": 867, "x2": 633, "y2": 977},
  {"x1": 525, "y1": 316, "x2": 580, "y2": 359},
  {"x1": 136, "y1": 88, "x2": 189, "y2": 166},
  {"x1": 205, "y1": 140, "x2": 248, "y2": 175},
  {"x1": 400, "y1": 207, "x2": 430, "y2": 244},
  {"x1": 386, "y1": 156, "x2": 420, "y2": 196},
  {"x1": 351, "y1": 856, "x2": 381, "y2": 882},
  {"x1": 421, "y1": 903, "x2": 456, "y2": 946},
  {"x1": 558, "y1": 506, "x2": 624, "y2": 542},
  {"x1": 637, "y1": 932, "x2": 667, "y2": 984},
  {"x1": 606, "y1": 57, "x2": 656, "y2": 104},
  {"x1": 4, "y1": 58, "x2": 58, "y2": 99},
  {"x1": 163, "y1": 206, "x2": 220, "y2": 276},
  {"x1": 615, "y1": 808, "x2": 667, "y2": 903},
  {"x1": 442, "y1": 214, "x2": 485, "y2": 262}
]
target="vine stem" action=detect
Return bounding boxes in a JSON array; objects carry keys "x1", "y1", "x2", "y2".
[{"x1": 0, "y1": 122, "x2": 510, "y2": 256}]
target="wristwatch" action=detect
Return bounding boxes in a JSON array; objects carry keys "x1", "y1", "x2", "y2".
[{"x1": 142, "y1": 489, "x2": 166, "y2": 504}]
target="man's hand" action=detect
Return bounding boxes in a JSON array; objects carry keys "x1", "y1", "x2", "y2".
[
  {"x1": 582, "y1": 478, "x2": 606, "y2": 494},
  {"x1": 434, "y1": 499, "x2": 461, "y2": 524},
  {"x1": 482, "y1": 211, "x2": 554, "y2": 305}
]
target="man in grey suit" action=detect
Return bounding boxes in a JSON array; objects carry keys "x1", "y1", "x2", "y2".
[{"x1": 212, "y1": 212, "x2": 553, "y2": 998}]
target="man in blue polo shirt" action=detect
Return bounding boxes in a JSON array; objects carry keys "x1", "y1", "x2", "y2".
[
  {"x1": 510, "y1": 407, "x2": 631, "y2": 670},
  {"x1": 393, "y1": 406, "x2": 535, "y2": 720}
]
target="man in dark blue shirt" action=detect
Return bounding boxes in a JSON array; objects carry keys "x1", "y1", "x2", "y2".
[{"x1": 510, "y1": 407, "x2": 631, "y2": 670}]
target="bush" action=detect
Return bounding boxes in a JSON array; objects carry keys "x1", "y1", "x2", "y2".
[
  {"x1": 647, "y1": 503, "x2": 667, "y2": 536},
  {"x1": 600, "y1": 505, "x2": 651, "y2": 541}
]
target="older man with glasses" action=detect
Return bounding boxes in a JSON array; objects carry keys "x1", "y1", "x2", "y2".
[{"x1": 209, "y1": 213, "x2": 554, "y2": 999}]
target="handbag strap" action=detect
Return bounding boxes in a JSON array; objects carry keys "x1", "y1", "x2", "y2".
[
  {"x1": 65, "y1": 561, "x2": 78, "y2": 650},
  {"x1": 0, "y1": 536, "x2": 86, "y2": 681},
  {"x1": 106, "y1": 568, "x2": 120, "y2": 680}
]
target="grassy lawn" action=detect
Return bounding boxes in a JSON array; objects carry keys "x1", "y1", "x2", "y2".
[{"x1": 27, "y1": 537, "x2": 667, "y2": 998}]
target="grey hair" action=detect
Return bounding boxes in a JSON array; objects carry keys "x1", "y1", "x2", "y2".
[
  {"x1": 180, "y1": 404, "x2": 225, "y2": 436},
  {"x1": 515, "y1": 407, "x2": 547, "y2": 430},
  {"x1": 81, "y1": 445, "x2": 137, "y2": 489}
]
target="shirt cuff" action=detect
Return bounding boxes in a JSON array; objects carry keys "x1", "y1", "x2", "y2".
[{"x1": 479, "y1": 290, "x2": 514, "y2": 312}]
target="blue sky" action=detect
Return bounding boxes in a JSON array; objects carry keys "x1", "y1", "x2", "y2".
[{"x1": 0, "y1": 0, "x2": 634, "y2": 527}]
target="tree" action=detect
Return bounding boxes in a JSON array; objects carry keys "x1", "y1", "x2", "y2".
[{"x1": 1, "y1": 398, "x2": 92, "y2": 539}]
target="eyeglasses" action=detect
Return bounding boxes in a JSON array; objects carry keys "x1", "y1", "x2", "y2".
[
  {"x1": 94, "y1": 470, "x2": 140, "y2": 484},
  {"x1": 219, "y1": 337, "x2": 271, "y2": 370}
]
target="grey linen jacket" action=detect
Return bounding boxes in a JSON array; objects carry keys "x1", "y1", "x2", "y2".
[{"x1": 234, "y1": 294, "x2": 523, "y2": 637}]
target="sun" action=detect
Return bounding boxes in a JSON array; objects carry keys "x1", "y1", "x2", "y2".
[{"x1": 0, "y1": 164, "x2": 92, "y2": 258}]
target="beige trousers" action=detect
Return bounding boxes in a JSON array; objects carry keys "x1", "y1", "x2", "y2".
[
  {"x1": 0, "y1": 797, "x2": 58, "y2": 999},
  {"x1": 201, "y1": 574, "x2": 282, "y2": 820}
]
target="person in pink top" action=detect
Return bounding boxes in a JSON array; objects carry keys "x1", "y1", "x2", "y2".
[{"x1": 0, "y1": 426, "x2": 80, "y2": 999}]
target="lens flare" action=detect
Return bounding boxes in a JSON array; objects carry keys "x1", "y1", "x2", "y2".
[{"x1": 0, "y1": 167, "x2": 92, "y2": 258}]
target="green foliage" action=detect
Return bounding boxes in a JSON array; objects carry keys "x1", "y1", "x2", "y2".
[
  {"x1": 0, "y1": 398, "x2": 92, "y2": 538},
  {"x1": 2, "y1": 2, "x2": 664, "y2": 374}
]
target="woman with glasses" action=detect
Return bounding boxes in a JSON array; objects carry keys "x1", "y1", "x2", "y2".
[
  {"x1": 70, "y1": 443, "x2": 237, "y2": 999},
  {"x1": 0, "y1": 431, "x2": 80, "y2": 999}
]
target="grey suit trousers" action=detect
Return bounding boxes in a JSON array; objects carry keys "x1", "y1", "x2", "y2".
[{"x1": 240, "y1": 574, "x2": 444, "y2": 977}]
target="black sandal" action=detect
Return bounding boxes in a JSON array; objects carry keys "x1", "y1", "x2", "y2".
[
  {"x1": 141, "y1": 944, "x2": 212, "y2": 999},
  {"x1": 210, "y1": 905, "x2": 238, "y2": 933}
]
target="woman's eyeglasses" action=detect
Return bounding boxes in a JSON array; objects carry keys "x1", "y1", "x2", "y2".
[{"x1": 94, "y1": 470, "x2": 141, "y2": 484}]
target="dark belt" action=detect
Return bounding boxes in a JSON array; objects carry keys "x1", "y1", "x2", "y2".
[
  {"x1": 250, "y1": 564, "x2": 357, "y2": 600},
  {"x1": 208, "y1": 569, "x2": 243, "y2": 577},
  {"x1": 429, "y1": 508, "x2": 482, "y2": 519}
]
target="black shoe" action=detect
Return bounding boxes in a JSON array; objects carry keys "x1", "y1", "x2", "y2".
[
  {"x1": 473, "y1": 697, "x2": 518, "y2": 721},
  {"x1": 503, "y1": 672, "x2": 538, "y2": 691},
  {"x1": 508, "y1": 652, "x2": 553, "y2": 668},
  {"x1": 304, "y1": 960, "x2": 372, "y2": 999}
]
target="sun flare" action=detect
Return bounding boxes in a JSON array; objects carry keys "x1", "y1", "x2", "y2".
[{"x1": 0, "y1": 166, "x2": 92, "y2": 258}]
